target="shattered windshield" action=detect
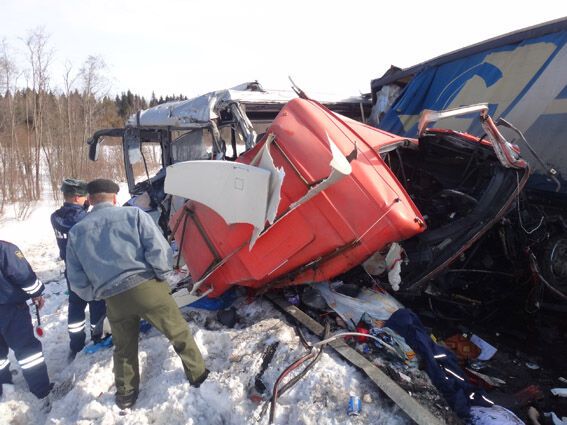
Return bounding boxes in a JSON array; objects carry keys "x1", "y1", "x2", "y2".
[
  {"x1": 171, "y1": 125, "x2": 253, "y2": 162},
  {"x1": 171, "y1": 129, "x2": 212, "y2": 162},
  {"x1": 132, "y1": 142, "x2": 163, "y2": 187}
]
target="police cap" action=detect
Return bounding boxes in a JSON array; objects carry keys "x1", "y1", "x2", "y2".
[{"x1": 60, "y1": 178, "x2": 88, "y2": 196}]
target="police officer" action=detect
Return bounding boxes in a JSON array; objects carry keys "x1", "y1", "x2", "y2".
[
  {"x1": 0, "y1": 240, "x2": 52, "y2": 400},
  {"x1": 51, "y1": 178, "x2": 107, "y2": 358}
]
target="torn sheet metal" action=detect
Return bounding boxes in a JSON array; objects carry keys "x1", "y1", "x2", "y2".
[
  {"x1": 289, "y1": 133, "x2": 352, "y2": 210},
  {"x1": 164, "y1": 161, "x2": 271, "y2": 230},
  {"x1": 417, "y1": 104, "x2": 488, "y2": 136},
  {"x1": 126, "y1": 83, "x2": 290, "y2": 128},
  {"x1": 418, "y1": 104, "x2": 528, "y2": 169},
  {"x1": 249, "y1": 133, "x2": 285, "y2": 247},
  {"x1": 126, "y1": 82, "x2": 368, "y2": 129}
]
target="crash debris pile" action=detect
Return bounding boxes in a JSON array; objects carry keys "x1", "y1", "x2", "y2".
[{"x1": 269, "y1": 275, "x2": 565, "y2": 424}]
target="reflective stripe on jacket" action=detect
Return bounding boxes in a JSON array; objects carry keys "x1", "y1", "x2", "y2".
[
  {"x1": 0, "y1": 241, "x2": 43, "y2": 304},
  {"x1": 50, "y1": 203, "x2": 88, "y2": 260}
]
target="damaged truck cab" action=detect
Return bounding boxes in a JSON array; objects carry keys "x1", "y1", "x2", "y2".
[{"x1": 163, "y1": 100, "x2": 530, "y2": 302}]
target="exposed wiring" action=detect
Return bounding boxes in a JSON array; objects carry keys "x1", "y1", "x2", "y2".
[
  {"x1": 516, "y1": 172, "x2": 544, "y2": 235},
  {"x1": 312, "y1": 332, "x2": 384, "y2": 348},
  {"x1": 268, "y1": 350, "x2": 318, "y2": 424},
  {"x1": 294, "y1": 326, "x2": 311, "y2": 350},
  {"x1": 496, "y1": 117, "x2": 561, "y2": 192},
  {"x1": 267, "y1": 323, "x2": 330, "y2": 424},
  {"x1": 445, "y1": 269, "x2": 514, "y2": 277}
]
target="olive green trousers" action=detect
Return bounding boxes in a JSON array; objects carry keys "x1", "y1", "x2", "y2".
[{"x1": 105, "y1": 279, "x2": 206, "y2": 396}]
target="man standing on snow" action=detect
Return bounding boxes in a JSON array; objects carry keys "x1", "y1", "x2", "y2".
[
  {"x1": 65, "y1": 179, "x2": 208, "y2": 409},
  {"x1": 51, "y1": 178, "x2": 107, "y2": 358},
  {"x1": 0, "y1": 241, "x2": 52, "y2": 401}
]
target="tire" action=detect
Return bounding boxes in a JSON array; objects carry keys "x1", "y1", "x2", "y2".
[{"x1": 540, "y1": 234, "x2": 567, "y2": 294}]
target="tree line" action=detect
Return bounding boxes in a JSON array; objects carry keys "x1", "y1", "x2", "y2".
[{"x1": 0, "y1": 29, "x2": 186, "y2": 216}]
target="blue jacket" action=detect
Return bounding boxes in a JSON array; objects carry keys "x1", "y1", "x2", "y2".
[
  {"x1": 385, "y1": 309, "x2": 491, "y2": 418},
  {"x1": 50, "y1": 202, "x2": 88, "y2": 260},
  {"x1": 0, "y1": 241, "x2": 44, "y2": 304},
  {"x1": 66, "y1": 203, "x2": 173, "y2": 301}
]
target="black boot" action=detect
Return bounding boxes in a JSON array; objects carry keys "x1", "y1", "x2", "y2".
[
  {"x1": 115, "y1": 390, "x2": 138, "y2": 409},
  {"x1": 191, "y1": 369, "x2": 210, "y2": 388}
]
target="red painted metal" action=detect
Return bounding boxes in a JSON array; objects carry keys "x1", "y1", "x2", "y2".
[{"x1": 171, "y1": 99, "x2": 425, "y2": 297}]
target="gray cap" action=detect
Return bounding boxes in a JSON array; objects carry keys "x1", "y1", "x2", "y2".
[
  {"x1": 87, "y1": 179, "x2": 120, "y2": 195},
  {"x1": 60, "y1": 178, "x2": 88, "y2": 196}
]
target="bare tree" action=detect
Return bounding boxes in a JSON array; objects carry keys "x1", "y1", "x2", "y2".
[
  {"x1": 79, "y1": 55, "x2": 109, "y2": 175},
  {"x1": 62, "y1": 61, "x2": 79, "y2": 178},
  {"x1": 24, "y1": 27, "x2": 53, "y2": 199},
  {"x1": 0, "y1": 39, "x2": 23, "y2": 213},
  {"x1": 0, "y1": 28, "x2": 162, "y2": 214},
  {"x1": 0, "y1": 39, "x2": 12, "y2": 212}
]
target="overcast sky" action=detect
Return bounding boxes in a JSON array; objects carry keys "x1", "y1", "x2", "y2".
[{"x1": 1, "y1": 0, "x2": 566, "y2": 99}]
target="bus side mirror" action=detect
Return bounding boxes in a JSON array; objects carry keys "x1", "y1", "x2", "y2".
[{"x1": 88, "y1": 138, "x2": 101, "y2": 161}]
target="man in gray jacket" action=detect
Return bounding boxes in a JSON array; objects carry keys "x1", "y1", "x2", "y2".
[{"x1": 66, "y1": 179, "x2": 207, "y2": 409}]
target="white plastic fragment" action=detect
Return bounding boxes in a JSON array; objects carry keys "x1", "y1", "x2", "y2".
[
  {"x1": 165, "y1": 161, "x2": 271, "y2": 230},
  {"x1": 525, "y1": 361, "x2": 540, "y2": 370},
  {"x1": 362, "y1": 250, "x2": 387, "y2": 275},
  {"x1": 544, "y1": 411, "x2": 567, "y2": 425},
  {"x1": 385, "y1": 243, "x2": 403, "y2": 291},
  {"x1": 550, "y1": 388, "x2": 567, "y2": 397},
  {"x1": 470, "y1": 334, "x2": 497, "y2": 361},
  {"x1": 470, "y1": 405, "x2": 525, "y2": 425}
]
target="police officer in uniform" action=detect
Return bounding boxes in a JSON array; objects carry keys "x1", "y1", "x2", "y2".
[
  {"x1": 0, "y1": 241, "x2": 52, "y2": 400},
  {"x1": 51, "y1": 178, "x2": 107, "y2": 357}
]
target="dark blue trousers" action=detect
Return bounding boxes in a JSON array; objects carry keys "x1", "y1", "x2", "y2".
[
  {"x1": 68, "y1": 288, "x2": 106, "y2": 353},
  {"x1": 0, "y1": 303, "x2": 51, "y2": 398}
]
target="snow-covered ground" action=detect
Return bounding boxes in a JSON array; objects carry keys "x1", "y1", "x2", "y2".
[{"x1": 0, "y1": 198, "x2": 408, "y2": 425}]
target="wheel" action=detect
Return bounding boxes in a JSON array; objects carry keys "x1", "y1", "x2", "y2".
[{"x1": 541, "y1": 234, "x2": 567, "y2": 294}]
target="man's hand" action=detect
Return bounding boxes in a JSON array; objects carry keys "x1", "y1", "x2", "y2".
[{"x1": 32, "y1": 296, "x2": 45, "y2": 309}]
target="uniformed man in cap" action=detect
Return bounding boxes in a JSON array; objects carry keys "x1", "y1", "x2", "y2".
[
  {"x1": 50, "y1": 178, "x2": 107, "y2": 358},
  {"x1": 65, "y1": 179, "x2": 207, "y2": 409}
]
